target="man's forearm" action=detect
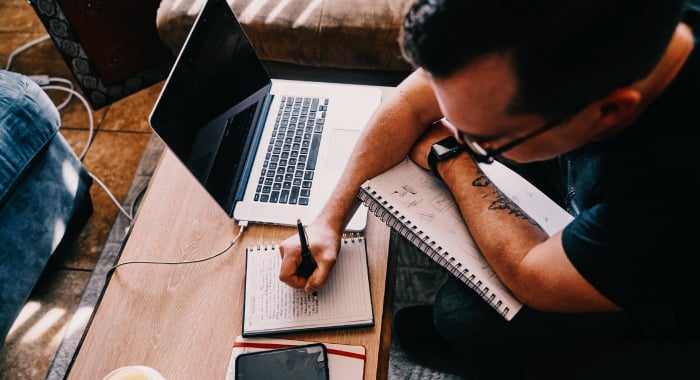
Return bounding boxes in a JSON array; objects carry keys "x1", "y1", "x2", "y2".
[
  {"x1": 438, "y1": 153, "x2": 549, "y2": 295},
  {"x1": 315, "y1": 70, "x2": 443, "y2": 231}
]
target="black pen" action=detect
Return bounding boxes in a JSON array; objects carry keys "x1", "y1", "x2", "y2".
[{"x1": 296, "y1": 219, "x2": 318, "y2": 301}]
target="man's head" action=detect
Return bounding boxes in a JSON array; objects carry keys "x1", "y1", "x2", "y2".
[{"x1": 400, "y1": 0, "x2": 688, "y2": 162}]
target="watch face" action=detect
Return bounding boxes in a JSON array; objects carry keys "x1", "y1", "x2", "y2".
[
  {"x1": 428, "y1": 136, "x2": 464, "y2": 180},
  {"x1": 434, "y1": 136, "x2": 462, "y2": 158}
]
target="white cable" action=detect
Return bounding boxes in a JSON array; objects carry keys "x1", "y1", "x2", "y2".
[
  {"x1": 88, "y1": 171, "x2": 133, "y2": 222},
  {"x1": 6, "y1": 36, "x2": 139, "y2": 233},
  {"x1": 42, "y1": 82, "x2": 137, "y2": 236},
  {"x1": 4, "y1": 35, "x2": 50, "y2": 71},
  {"x1": 9, "y1": 34, "x2": 149, "y2": 242},
  {"x1": 48, "y1": 77, "x2": 74, "y2": 110},
  {"x1": 7, "y1": 37, "x2": 89, "y2": 157},
  {"x1": 42, "y1": 87, "x2": 133, "y2": 224},
  {"x1": 38, "y1": 85, "x2": 134, "y2": 224},
  {"x1": 40, "y1": 85, "x2": 94, "y2": 161}
]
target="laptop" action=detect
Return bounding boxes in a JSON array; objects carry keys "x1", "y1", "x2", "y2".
[{"x1": 149, "y1": 0, "x2": 382, "y2": 231}]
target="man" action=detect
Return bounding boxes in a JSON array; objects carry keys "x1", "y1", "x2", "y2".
[{"x1": 278, "y1": 0, "x2": 700, "y2": 359}]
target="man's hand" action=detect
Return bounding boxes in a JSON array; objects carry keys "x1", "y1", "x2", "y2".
[
  {"x1": 278, "y1": 222, "x2": 341, "y2": 294},
  {"x1": 408, "y1": 119, "x2": 461, "y2": 169}
]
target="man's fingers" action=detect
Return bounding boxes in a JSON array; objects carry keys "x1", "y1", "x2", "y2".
[
  {"x1": 279, "y1": 250, "x2": 306, "y2": 288},
  {"x1": 303, "y1": 261, "x2": 331, "y2": 294}
]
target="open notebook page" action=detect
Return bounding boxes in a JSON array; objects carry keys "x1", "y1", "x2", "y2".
[{"x1": 242, "y1": 237, "x2": 373, "y2": 335}]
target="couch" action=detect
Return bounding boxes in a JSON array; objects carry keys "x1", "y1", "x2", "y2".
[{"x1": 156, "y1": 0, "x2": 413, "y2": 84}]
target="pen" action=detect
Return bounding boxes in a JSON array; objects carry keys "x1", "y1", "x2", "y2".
[{"x1": 296, "y1": 219, "x2": 318, "y2": 301}]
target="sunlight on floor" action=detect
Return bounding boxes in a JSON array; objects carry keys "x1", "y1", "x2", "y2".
[
  {"x1": 6, "y1": 301, "x2": 41, "y2": 340},
  {"x1": 52, "y1": 305, "x2": 93, "y2": 347},
  {"x1": 21, "y1": 308, "x2": 65, "y2": 344},
  {"x1": 4, "y1": 300, "x2": 67, "y2": 345}
]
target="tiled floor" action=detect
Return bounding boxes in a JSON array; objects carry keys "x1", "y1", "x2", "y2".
[{"x1": 0, "y1": 1, "x2": 162, "y2": 378}]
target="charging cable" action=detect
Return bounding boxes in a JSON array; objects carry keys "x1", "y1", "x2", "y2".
[
  {"x1": 39, "y1": 84, "x2": 94, "y2": 161},
  {"x1": 108, "y1": 220, "x2": 249, "y2": 273},
  {"x1": 4, "y1": 35, "x2": 50, "y2": 71},
  {"x1": 87, "y1": 172, "x2": 134, "y2": 222},
  {"x1": 5, "y1": 37, "x2": 146, "y2": 227},
  {"x1": 35, "y1": 83, "x2": 138, "y2": 222}
]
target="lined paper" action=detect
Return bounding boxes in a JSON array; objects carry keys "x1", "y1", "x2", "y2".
[{"x1": 243, "y1": 238, "x2": 373, "y2": 335}]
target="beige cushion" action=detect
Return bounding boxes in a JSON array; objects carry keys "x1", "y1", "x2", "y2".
[{"x1": 156, "y1": 0, "x2": 413, "y2": 71}]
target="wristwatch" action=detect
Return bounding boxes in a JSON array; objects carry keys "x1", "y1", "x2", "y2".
[{"x1": 427, "y1": 136, "x2": 464, "y2": 181}]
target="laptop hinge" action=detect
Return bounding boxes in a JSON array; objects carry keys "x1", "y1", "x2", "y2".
[{"x1": 233, "y1": 87, "x2": 274, "y2": 204}]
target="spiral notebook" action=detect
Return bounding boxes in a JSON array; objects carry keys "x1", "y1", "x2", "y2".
[
  {"x1": 242, "y1": 236, "x2": 374, "y2": 336},
  {"x1": 358, "y1": 158, "x2": 573, "y2": 320}
]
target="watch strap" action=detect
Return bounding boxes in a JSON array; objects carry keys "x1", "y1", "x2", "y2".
[{"x1": 428, "y1": 136, "x2": 464, "y2": 180}]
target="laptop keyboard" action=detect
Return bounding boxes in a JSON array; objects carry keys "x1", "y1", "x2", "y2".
[{"x1": 254, "y1": 95, "x2": 329, "y2": 205}]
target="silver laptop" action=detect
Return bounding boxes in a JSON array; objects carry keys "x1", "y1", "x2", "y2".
[{"x1": 149, "y1": 0, "x2": 381, "y2": 231}]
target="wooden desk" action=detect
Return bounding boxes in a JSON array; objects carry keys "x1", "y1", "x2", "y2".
[{"x1": 67, "y1": 149, "x2": 396, "y2": 379}]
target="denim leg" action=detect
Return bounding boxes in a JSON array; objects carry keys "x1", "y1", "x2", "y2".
[
  {"x1": 0, "y1": 70, "x2": 91, "y2": 346},
  {"x1": 433, "y1": 276, "x2": 642, "y2": 356},
  {"x1": 0, "y1": 70, "x2": 61, "y2": 204}
]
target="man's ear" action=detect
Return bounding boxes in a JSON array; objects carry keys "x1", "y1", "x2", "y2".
[{"x1": 595, "y1": 88, "x2": 642, "y2": 129}]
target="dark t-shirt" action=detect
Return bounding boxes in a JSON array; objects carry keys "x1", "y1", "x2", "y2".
[{"x1": 561, "y1": 20, "x2": 700, "y2": 319}]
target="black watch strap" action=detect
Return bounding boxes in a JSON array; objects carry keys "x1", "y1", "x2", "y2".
[{"x1": 427, "y1": 136, "x2": 464, "y2": 180}]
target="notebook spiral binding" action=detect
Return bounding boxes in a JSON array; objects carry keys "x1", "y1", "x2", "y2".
[
  {"x1": 358, "y1": 186, "x2": 510, "y2": 320},
  {"x1": 247, "y1": 242, "x2": 279, "y2": 251},
  {"x1": 341, "y1": 232, "x2": 364, "y2": 244},
  {"x1": 247, "y1": 234, "x2": 364, "y2": 252}
]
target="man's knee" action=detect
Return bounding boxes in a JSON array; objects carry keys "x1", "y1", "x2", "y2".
[
  {"x1": 433, "y1": 277, "x2": 511, "y2": 352},
  {"x1": 0, "y1": 69, "x2": 60, "y2": 132},
  {"x1": 0, "y1": 70, "x2": 61, "y2": 201}
]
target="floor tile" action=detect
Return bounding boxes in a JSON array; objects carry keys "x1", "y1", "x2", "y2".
[
  {"x1": 0, "y1": 1, "x2": 44, "y2": 32},
  {"x1": 49, "y1": 91, "x2": 109, "y2": 132},
  {"x1": 0, "y1": 269, "x2": 91, "y2": 380},
  {"x1": 4, "y1": 37, "x2": 73, "y2": 78},
  {"x1": 98, "y1": 81, "x2": 164, "y2": 133}
]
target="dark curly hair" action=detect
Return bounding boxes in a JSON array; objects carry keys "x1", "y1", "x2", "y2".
[{"x1": 400, "y1": 0, "x2": 687, "y2": 119}]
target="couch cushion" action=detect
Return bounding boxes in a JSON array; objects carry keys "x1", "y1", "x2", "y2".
[{"x1": 157, "y1": 0, "x2": 413, "y2": 72}]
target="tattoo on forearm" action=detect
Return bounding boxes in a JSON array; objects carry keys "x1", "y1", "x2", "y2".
[{"x1": 471, "y1": 171, "x2": 539, "y2": 227}]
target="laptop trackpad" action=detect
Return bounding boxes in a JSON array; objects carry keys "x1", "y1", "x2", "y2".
[{"x1": 325, "y1": 129, "x2": 361, "y2": 170}]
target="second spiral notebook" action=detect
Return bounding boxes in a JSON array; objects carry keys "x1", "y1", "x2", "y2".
[
  {"x1": 358, "y1": 157, "x2": 573, "y2": 321},
  {"x1": 242, "y1": 236, "x2": 374, "y2": 336}
]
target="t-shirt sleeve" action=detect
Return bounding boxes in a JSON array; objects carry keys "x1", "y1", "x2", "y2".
[{"x1": 562, "y1": 197, "x2": 699, "y2": 311}]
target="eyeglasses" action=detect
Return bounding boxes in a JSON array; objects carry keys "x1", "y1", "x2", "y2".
[{"x1": 451, "y1": 116, "x2": 566, "y2": 164}]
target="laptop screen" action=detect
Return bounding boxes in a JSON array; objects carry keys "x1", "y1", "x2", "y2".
[{"x1": 149, "y1": 0, "x2": 270, "y2": 163}]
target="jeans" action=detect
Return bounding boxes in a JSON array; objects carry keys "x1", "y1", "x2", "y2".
[
  {"x1": 0, "y1": 70, "x2": 92, "y2": 346},
  {"x1": 394, "y1": 235, "x2": 649, "y2": 357}
]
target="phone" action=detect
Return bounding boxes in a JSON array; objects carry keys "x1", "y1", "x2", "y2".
[{"x1": 235, "y1": 343, "x2": 330, "y2": 380}]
